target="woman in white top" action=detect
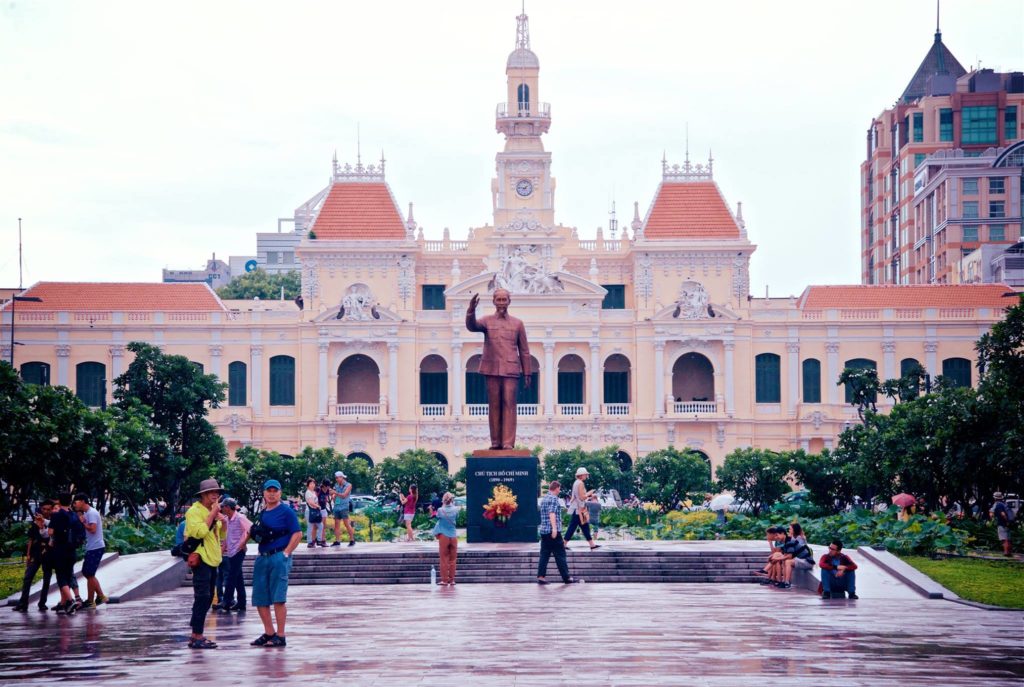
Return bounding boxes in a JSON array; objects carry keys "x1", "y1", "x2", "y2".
[
  {"x1": 304, "y1": 479, "x2": 323, "y2": 547},
  {"x1": 562, "y1": 467, "x2": 601, "y2": 550}
]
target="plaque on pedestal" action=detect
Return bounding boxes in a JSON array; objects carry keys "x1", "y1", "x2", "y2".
[{"x1": 465, "y1": 453, "x2": 540, "y2": 543}]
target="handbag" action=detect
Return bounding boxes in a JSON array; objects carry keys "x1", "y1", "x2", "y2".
[
  {"x1": 308, "y1": 507, "x2": 323, "y2": 524},
  {"x1": 578, "y1": 504, "x2": 591, "y2": 525},
  {"x1": 187, "y1": 552, "x2": 202, "y2": 569}
]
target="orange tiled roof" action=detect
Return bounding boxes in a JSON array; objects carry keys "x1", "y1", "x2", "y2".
[
  {"x1": 311, "y1": 182, "x2": 406, "y2": 240},
  {"x1": 799, "y1": 284, "x2": 1012, "y2": 310},
  {"x1": 643, "y1": 182, "x2": 741, "y2": 239},
  {"x1": 2, "y1": 282, "x2": 226, "y2": 311}
]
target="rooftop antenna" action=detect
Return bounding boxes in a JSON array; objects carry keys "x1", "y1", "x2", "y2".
[
  {"x1": 18, "y1": 217, "x2": 23, "y2": 289},
  {"x1": 685, "y1": 123, "x2": 690, "y2": 165},
  {"x1": 609, "y1": 199, "x2": 618, "y2": 240},
  {"x1": 356, "y1": 122, "x2": 362, "y2": 166}
]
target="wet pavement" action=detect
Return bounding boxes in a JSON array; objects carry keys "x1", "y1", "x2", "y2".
[{"x1": 0, "y1": 583, "x2": 1021, "y2": 685}]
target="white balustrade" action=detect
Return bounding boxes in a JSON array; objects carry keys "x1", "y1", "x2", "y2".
[
  {"x1": 673, "y1": 401, "x2": 717, "y2": 414},
  {"x1": 558, "y1": 404, "x2": 585, "y2": 416},
  {"x1": 602, "y1": 403, "x2": 632, "y2": 416},
  {"x1": 517, "y1": 404, "x2": 540, "y2": 416},
  {"x1": 466, "y1": 404, "x2": 489, "y2": 416},
  {"x1": 420, "y1": 404, "x2": 448, "y2": 417},
  {"x1": 335, "y1": 403, "x2": 382, "y2": 417}
]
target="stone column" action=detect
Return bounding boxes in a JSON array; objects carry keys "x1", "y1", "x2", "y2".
[
  {"x1": 654, "y1": 340, "x2": 666, "y2": 418},
  {"x1": 110, "y1": 345, "x2": 126, "y2": 379},
  {"x1": 207, "y1": 345, "x2": 222, "y2": 381},
  {"x1": 882, "y1": 340, "x2": 896, "y2": 384},
  {"x1": 250, "y1": 345, "x2": 263, "y2": 417},
  {"x1": 724, "y1": 341, "x2": 735, "y2": 416},
  {"x1": 56, "y1": 345, "x2": 70, "y2": 386},
  {"x1": 825, "y1": 342, "x2": 840, "y2": 405},
  {"x1": 786, "y1": 341, "x2": 799, "y2": 416},
  {"x1": 589, "y1": 341, "x2": 601, "y2": 416},
  {"x1": 451, "y1": 343, "x2": 463, "y2": 417},
  {"x1": 388, "y1": 342, "x2": 399, "y2": 418},
  {"x1": 924, "y1": 341, "x2": 938, "y2": 379},
  {"x1": 543, "y1": 342, "x2": 555, "y2": 417},
  {"x1": 317, "y1": 342, "x2": 329, "y2": 418}
]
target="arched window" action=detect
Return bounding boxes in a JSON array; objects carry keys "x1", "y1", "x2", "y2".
[
  {"x1": 337, "y1": 354, "x2": 380, "y2": 404},
  {"x1": 802, "y1": 359, "x2": 821, "y2": 403},
  {"x1": 754, "y1": 353, "x2": 781, "y2": 404},
  {"x1": 900, "y1": 358, "x2": 923, "y2": 399},
  {"x1": 20, "y1": 361, "x2": 50, "y2": 386},
  {"x1": 347, "y1": 452, "x2": 374, "y2": 468},
  {"x1": 432, "y1": 452, "x2": 449, "y2": 472},
  {"x1": 191, "y1": 361, "x2": 204, "y2": 374},
  {"x1": 465, "y1": 354, "x2": 487, "y2": 405},
  {"x1": 672, "y1": 353, "x2": 715, "y2": 402},
  {"x1": 269, "y1": 355, "x2": 295, "y2": 406},
  {"x1": 517, "y1": 355, "x2": 540, "y2": 405},
  {"x1": 228, "y1": 361, "x2": 247, "y2": 406},
  {"x1": 615, "y1": 450, "x2": 633, "y2": 472},
  {"x1": 419, "y1": 355, "x2": 448, "y2": 405},
  {"x1": 603, "y1": 354, "x2": 631, "y2": 403},
  {"x1": 517, "y1": 83, "x2": 530, "y2": 110},
  {"x1": 942, "y1": 357, "x2": 972, "y2": 388},
  {"x1": 843, "y1": 358, "x2": 877, "y2": 404},
  {"x1": 557, "y1": 354, "x2": 585, "y2": 405},
  {"x1": 75, "y1": 362, "x2": 106, "y2": 407}
]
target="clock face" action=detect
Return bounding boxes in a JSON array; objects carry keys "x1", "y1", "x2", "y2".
[{"x1": 515, "y1": 179, "x2": 533, "y2": 197}]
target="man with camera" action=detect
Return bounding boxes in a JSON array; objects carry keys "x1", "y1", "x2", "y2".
[
  {"x1": 250, "y1": 479, "x2": 302, "y2": 648},
  {"x1": 331, "y1": 471, "x2": 356, "y2": 547},
  {"x1": 184, "y1": 479, "x2": 226, "y2": 649}
]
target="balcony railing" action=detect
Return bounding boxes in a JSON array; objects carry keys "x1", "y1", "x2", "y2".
[
  {"x1": 496, "y1": 102, "x2": 551, "y2": 119},
  {"x1": 602, "y1": 403, "x2": 631, "y2": 416},
  {"x1": 420, "y1": 404, "x2": 448, "y2": 417},
  {"x1": 335, "y1": 403, "x2": 383, "y2": 417},
  {"x1": 467, "y1": 403, "x2": 540, "y2": 416},
  {"x1": 558, "y1": 404, "x2": 585, "y2": 416},
  {"x1": 673, "y1": 401, "x2": 717, "y2": 414},
  {"x1": 517, "y1": 404, "x2": 540, "y2": 416},
  {"x1": 467, "y1": 404, "x2": 489, "y2": 417}
]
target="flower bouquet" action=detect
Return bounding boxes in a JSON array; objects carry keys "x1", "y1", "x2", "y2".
[{"x1": 482, "y1": 484, "x2": 518, "y2": 527}]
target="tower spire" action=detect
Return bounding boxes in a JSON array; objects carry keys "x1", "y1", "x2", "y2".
[
  {"x1": 936, "y1": 0, "x2": 941, "y2": 38},
  {"x1": 516, "y1": 1, "x2": 529, "y2": 50}
]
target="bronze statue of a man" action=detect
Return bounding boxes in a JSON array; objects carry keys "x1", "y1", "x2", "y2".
[{"x1": 466, "y1": 288, "x2": 531, "y2": 450}]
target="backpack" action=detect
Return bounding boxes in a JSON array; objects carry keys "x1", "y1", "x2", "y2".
[{"x1": 69, "y1": 514, "x2": 87, "y2": 549}]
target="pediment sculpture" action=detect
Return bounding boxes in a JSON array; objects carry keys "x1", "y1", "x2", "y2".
[{"x1": 487, "y1": 245, "x2": 565, "y2": 295}]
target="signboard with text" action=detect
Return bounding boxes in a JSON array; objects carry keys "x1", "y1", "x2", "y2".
[{"x1": 465, "y1": 455, "x2": 540, "y2": 543}]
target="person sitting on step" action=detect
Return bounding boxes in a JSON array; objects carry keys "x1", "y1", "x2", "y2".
[{"x1": 818, "y1": 539, "x2": 858, "y2": 599}]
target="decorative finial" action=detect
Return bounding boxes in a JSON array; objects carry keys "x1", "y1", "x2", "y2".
[
  {"x1": 936, "y1": 0, "x2": 941, "y2": 37},
  {"x1": 685, "y1": 123, "x2": 690, "y2": 165},
  {"x1": 516, "y1": 2, "x2": 530, "y2": 50},
  {"x1": 356, "y1": 123, "x2": 362, "y2": 166},
  {"x1": 380, "y1": 149, "x2": 386, "y2": 174},
  {"x1": 632, "y1": 201, "x2": 642, "y2": 230}
]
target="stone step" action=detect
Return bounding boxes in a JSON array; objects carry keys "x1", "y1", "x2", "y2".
[{"x1": 218, "y1": 575, "x2": 762, "y2": 585}]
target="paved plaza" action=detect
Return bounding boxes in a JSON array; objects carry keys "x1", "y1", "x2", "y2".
[{"x1": 0, "y1": 582, "x2": 1020, "y2": 686}]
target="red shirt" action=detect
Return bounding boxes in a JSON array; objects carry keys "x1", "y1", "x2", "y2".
[{"x1": 818, "y1": 553, "x2": 858, "y2": 571}]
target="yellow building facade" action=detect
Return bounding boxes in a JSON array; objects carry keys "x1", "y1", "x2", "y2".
[{"x1": 2, "y1": 12, "x2": 1011, "y2": 475}]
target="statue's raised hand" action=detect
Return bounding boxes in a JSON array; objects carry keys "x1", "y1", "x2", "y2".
[{"x1": 468, "y1": 293, "x2": 480, "y2": 312}]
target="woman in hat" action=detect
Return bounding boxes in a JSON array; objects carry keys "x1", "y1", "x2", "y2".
[{"x1": 563, "y1": 467, "x2": 600, "y2": 550}]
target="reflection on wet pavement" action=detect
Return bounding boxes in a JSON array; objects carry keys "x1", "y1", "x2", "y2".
[{"x1": 0, "y1": 584, "x2": 1021, "y2": 685}]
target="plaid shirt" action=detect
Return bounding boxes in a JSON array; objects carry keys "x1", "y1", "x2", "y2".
[{"x1": 538, "y1": 492, "x2": 563, "y2": 535}]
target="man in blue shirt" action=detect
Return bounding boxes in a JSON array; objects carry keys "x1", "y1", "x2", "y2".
[
  {"x1": 536, "y1": 481, "x2": 576, "y2": 584},
  {"x1": 250, "y1": 479, "x2": 302, "y2": 648}
]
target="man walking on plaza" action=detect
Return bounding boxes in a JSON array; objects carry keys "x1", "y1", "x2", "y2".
[
  {"x1": 185, "y1": 479, "x2": 226, "y2": 649},
  {"x1": 250, "y1": 479, "x2": 302, "y2": 648},
  {"x1": 73, "y1": 494, "x2": 109, "y2": 608},
  {"x1": 219, "y1": 498, "x2": 251, "y2": 612},
  {"x1": 537, "y1": 481, "x2": 576, "y2": 584},
  {"x1": 991, "y1": 492, "x2": 1014, "y2": 557},
  {"x1": 331, "y1": 471, "x2": 356, "y2": 546}
]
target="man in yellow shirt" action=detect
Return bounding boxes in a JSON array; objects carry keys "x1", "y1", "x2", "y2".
[{"x1": 185, "y1": 479, "x2": 226, "y2": 649}]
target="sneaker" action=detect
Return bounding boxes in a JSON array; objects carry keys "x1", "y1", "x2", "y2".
[
  {"x1": 348, "y1": 541, "x2": 355, "y2": 547},
  {"x1": 188, "y1": 637, "x2": 218, "y2": 649},
  {"x1": 81, "y1": 600, "x2": 97, "y2": 610},
  {"x1": 318, "y1": 541, "x2": 327, "y2": 547},
  {"x1": 72, "y1": 600, "x2": 83, "y2": 612},
  {"x1": 563, "y1": 578, "x2": 580, "y2": 584},
  {"x1": 777, "y1": 582, "x2": 792, "y2": 589},
  {"x1": 232, "y1": 605, "x2": 247, "y2": 613},
  {"x1": 54, "y1": 602, "x2": 67, "y2": 614},
  {"x1": 536, "y1": 578, "x2": 549, "y2": 585},
  {"x1": 848, "y1": 593, "x2": 859, "y2": 600},
  {"x1": 267, "y1": 635, "x2": 287, "y2": 648},
  {"x1": 821, "y1": 592, "x2": 831, "y2": 599},
  {"x1": 95, "y1": 595, "x2": 109, "y2": 606},
  {"x1": 251, "y1": 633, "x2": 277, "y2": 647},
  {"x1": 331, "y1": 541, "x2": 341, "y2": 547},
  {"x1": 36, "y1": 604, "x2": 48, "y2": 611},
  {"x1": 307, "y1": 543, "x2": 316, "y2": 548},
  {"x1": 66, "y1": 601, "x2": 78, "y2": 616},
  {"x1": 12, "y1": 604, "x2": 28, "y2": 613},
  {"x1": 758, "y1": 579, "x2": 773, "y2": 585}
]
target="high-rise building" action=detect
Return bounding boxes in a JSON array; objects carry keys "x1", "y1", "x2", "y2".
[{"x1": 861, "y1": 22, "x2": 1023, "y2": 284}]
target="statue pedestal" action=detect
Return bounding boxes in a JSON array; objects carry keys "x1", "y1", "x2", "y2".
[{"x1": 465, "y1": 453, "x2": 540, "y2": 543}]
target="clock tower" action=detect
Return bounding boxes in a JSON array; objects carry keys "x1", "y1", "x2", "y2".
[{"x1": 492, "y1": 7, "x2": 555, "y2": 228}]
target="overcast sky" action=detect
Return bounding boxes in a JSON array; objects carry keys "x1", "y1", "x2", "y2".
[{"x1": 1, "y1": 0, "x2": 1022, "y2": 297}]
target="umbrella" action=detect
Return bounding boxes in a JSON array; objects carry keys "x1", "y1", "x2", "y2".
[
  {"x1": 708, "y1": 494, "x2": 735, "y2": 511},
  {"x1": 891, "y1": 493, "x2": 916, "y2": 508}
]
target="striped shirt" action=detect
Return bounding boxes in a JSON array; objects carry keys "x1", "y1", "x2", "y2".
[{"x1": 538, "y1": 493, "x2": 563, "y2": 536}]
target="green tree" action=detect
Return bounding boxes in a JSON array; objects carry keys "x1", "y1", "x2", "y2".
[
  {"x1": 838, "y1": 366, "x2": 880, "y2": 422},
  {"x1": 216, "y1": 269, "x2": 301, "y2": 301},
  {"x1": 114, "y1": 342, "x2": 227, "y2": 509},
  {"x1": 289, "y1": 446, "x2": 374, "y2": 495},
  {"x1": 715, "y1": 448, "x2": 793, "y2": 515},
  {"x1": 789, "y1": 449, "x2": 855, "y2": 513},
  {"x1": 214, "y1": 447, "x2": 289, "y2": 515},
  {"x1": 375, "y1": 449, "x2": 454, "y2": 504},
  {"x1": 633, "y1": 447, "x2": 712, "y2": 511},
  {"x1": 881, "y1": 362, "x2": 926, "y2": 403},
  {"x1": 541, "y1": 445, "x2": 623, "y2": 491},
  {"x1": 976, "y1": 293, "x2": 1024, "y2": 493}
]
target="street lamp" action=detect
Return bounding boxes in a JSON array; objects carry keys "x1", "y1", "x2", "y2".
[{"x1": 7, "y1": 294, "x2": 42, "y2": 367}]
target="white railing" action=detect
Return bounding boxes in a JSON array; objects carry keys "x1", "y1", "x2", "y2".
[
  {"x1": 558, "y1": 404, "x2": 585, "y2": 416},
  {"x1": 673, "y1": 401, "x2": 717, "y2": 414},
  {"x1": 422, "y1": 240, "x2": 469, "y2": 253},
  {"x1": 335, "y1": 403, "x2": 382, "y2": 417},
  {"x1": 467, "y1": 404, "x2": 489, "y2": 417},
  {"x1": 468, "y1": 403, "x2": 541, "y2": 416},
  {"x1": 602, "y1": 403, "x2": 632, "y2": 416},
  {"x1": 420, "y1": 404, "x2": 448, "y2": 417},
  {"x1": 517, "y1": 404, "x2": 540, "y2": 416},
  {"x1": 496, "y1": 102, "x2": 551, "y2": 118}
]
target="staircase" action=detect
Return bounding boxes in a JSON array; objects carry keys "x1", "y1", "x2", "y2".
[{"x1": 184, "y1": 548, "x2": 768, "y2": 585}]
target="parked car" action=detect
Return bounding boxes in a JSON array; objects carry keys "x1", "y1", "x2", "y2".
[
  {"x1": 453, "y1": 496, "x2": 467, "y2": 511},
  {"x1": 593, "y1": 488, "x2": 621, "y2": 509},
  {"x1": 350, "y1": 495, "x2": 380, "y2": 513}
]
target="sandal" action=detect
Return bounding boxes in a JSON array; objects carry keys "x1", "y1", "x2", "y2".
[
  {"x1": 250, "y1": 633, "x2": 276, "y2": 647},
  {"x1": 188, "y1": 637, "x2": 218, "y2": 649}
]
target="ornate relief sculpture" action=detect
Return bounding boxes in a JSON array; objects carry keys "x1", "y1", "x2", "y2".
[
  {"x1": 672, "y1": 280, "x2": 711, "y2": 319},
  {"x1": 488, "y1": 246, "x2": 565, "y2": 294},
  {"x1": 336, "y1": 284, "x2": 380, "y2": 321}
]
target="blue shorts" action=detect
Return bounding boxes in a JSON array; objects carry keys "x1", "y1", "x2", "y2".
[
  {"x1": 333, "y1": 506, "x2": 350, "y2": 520},
  {"x1": 82, "y1": 547, "x2": 104, "y2": 577},
  {"x1": 251, "y1": 551, "x2": 293, "y2": 607}
]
